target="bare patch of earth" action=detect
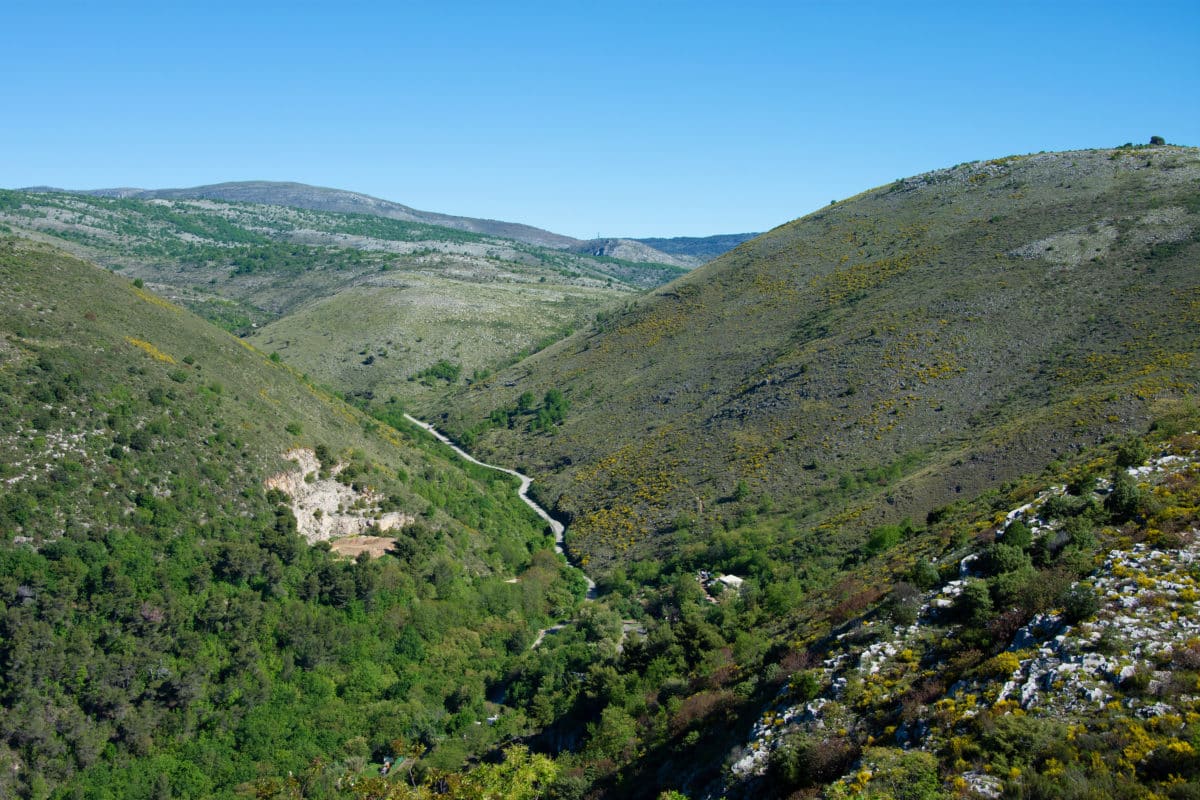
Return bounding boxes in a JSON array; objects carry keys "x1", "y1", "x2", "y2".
[
  {"x1": 328, "y1": 535, "x2": 396, "y2": 559},
  {"x1": 264, "y1": 448, "x2": 413, "y2": 543}
]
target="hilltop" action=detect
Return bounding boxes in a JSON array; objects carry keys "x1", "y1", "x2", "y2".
[
  {"x1": 23, "y1": 181, "x2": 750, "y2": 268},
  {"x1": 439, "y1": 145, "x2": 1200, "y2": 575},
  {"x1": 37, "y1": 180, "x2": 583, "y2": 249}
]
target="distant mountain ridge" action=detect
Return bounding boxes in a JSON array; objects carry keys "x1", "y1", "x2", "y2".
[
  {"x1": 20, "y1": 180, "x2": 752, "y2": 266},
  {"x1": 633, "y1": 231, "x2": 760, "y2": 260},
  {"x1": 0, "y1": 187, "x2": 692, "y2": 408}
]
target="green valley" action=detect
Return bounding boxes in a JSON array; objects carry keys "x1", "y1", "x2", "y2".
[
  {"x1": 0, "y1": 239, "x2": 586, "y2": 798},
  {"x1": 2, "y1": 143, "x2": 1199, "y2": 800}
]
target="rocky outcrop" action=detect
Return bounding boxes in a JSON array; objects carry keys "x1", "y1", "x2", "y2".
[{"x1": 264, "y1": 448, "x2": 413, "y2": 543}]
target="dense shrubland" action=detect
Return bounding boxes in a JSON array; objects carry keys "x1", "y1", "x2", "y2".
[
  {"x1": 247, "y1": 408, "x2": 1200, "y2": 800},
  {"x1": 3, "y1": 145, "x2": 1200, "y2": 799},
  {"x1": 0, "y1": 241, "x2": 582, "y2": 798}
]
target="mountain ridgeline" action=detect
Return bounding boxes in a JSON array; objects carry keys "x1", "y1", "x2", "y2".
[
  {"x1": 440, "y1": 145, "x2": 1200, "y2": 576},
  {"x1": 23, "y1": 180, "x2": 753, "y2": 268},
  {"x1": 0, "y1": 187, "x2": 695, "y2": 410}
]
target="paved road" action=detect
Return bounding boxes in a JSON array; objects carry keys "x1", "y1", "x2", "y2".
[{"x1": 403, "y1": 413, "x2": 596, "y2": 598}]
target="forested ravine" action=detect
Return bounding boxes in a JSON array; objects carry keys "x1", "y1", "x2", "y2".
[{"x1": 403, "y1": 414, "x2": 596, "y2": 597}]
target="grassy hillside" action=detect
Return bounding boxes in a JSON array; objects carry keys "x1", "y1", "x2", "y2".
[
  {"x1": 0, "y1": 239, "x2": 585, "y2": 798},
  {"x1": 439, "y1": 145, "x2": 1200, "y2": 576},
  {"x1": 0, "y1": 191, "x2": 687, "y2": 407},
  {"x1": 4, "y1": 142, "x2": 1200, "y2": 800}
]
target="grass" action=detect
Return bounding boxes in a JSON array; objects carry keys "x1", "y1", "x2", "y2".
[
  {"x1": 439, "y1": 146, "x2": 1200, "y2": 575},
  {"x1": 0, "y1": 190, "x2": 689, "y2": 406}
]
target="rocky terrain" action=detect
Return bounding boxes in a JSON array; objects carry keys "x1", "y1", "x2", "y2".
[
  {"x1": 727, "y1": 432, "x2": 1200, "y2": 797},
  {"x1": 264, "y1": 448, "x2": 414, "y2": 542}
]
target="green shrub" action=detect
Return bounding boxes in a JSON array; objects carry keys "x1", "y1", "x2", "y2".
[
  {"x1": 1067, "y1": 472, "x2": 1097, "y2": 496},
  {"x1": 990, "y1": 563, "x2": 1037, "y2": 607},
  {"x1": 957, "y1": 578, "x2": 994, "y2": 627},
  {"x1": 1061, "y1": 584, "x2": 1100, "y2": 623},
  {"x1": 1115, "y1": 438, "x2": 1150, "y2": 468},
  {"x1": 851, "y1": 747, "x2": 945, "y2": 800},
  {"x1": 1002, "y1": 520, "x2": 1033, "y2": 550},
  {"x1": 416, "y1": 359, "x2": 462, "y2": 383},
  {"x1": 790, "y1": 670, "x2": 821, "y2": 701},
  {"x1": 983, "y1": 543, "x2": 1032, "y2": 576},
  {"x1": 1106, "y1": 470, "x2": 1142, "y2": 521},
  {"x1": 865, "y1": 521, "x2": 912, "y2": 556},
  {"x1": 908, "y1": 559, "x2": 941, "y2": 590}
]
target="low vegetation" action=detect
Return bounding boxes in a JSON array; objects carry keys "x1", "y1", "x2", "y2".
[
  {"x1": 0, "y1": 241, "x2": 583, "y2": 798},
  {"x1": 2, "y1": 144, "x2": 1198, "y2": 800},
  {"x1": 0, "y1": 189, "x2": 687, "y2": 408},
  {"x1": 441, "y1": 145, "x2": 1200, "y2": 577}
]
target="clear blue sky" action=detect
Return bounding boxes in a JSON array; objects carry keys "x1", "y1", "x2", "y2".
[{"x1": 3, "y1": 1, "x2": 1197, "y2": 238}]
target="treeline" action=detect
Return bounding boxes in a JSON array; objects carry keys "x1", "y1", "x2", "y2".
[{"x1": 454, "y1": 389, "x2": 570, "y2": 447}]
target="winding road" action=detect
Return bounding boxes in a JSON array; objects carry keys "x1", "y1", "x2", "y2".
[{"x1": 403, "y1": 413, "x2": 596, "y2": 599}]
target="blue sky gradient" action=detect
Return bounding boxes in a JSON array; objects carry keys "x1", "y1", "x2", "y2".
[{"x1": 3, "y1": 1, "x2": 1198, "y2": 237}]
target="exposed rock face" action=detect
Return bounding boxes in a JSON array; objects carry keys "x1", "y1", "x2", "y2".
[
  {"x1": 729, "y1": 441, "x2": 1200, "y2": 786},
  {"x1": 264, "y1": 448, "x2": 413, "y2": 543}
]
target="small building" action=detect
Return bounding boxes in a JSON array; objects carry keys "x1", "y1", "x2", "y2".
[{"x1": 717, "y1": 574, "x2": 745, "y2": 590}]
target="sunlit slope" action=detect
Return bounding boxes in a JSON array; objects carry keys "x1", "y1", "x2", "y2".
[
  {"x1": 0, "y1": 239, "x2": 581, "y2": 796},
  {"x1": 441, "y1": 146, "x2": 1200, "y2": 573},
  {"x1": 0, "y1": 238, "x2": 420, "y2": 489},
  {"x1": 0, "y1": 190, "x2": 686, "y2": 406}
]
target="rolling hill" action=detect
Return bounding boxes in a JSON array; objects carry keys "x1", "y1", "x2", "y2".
[
  {"x1": 25, "y1": 180, "x2": 744, "y2": 268},
  {"x1": 0, "y1": 189, "x2": 692, "y2": 407},
  {"x1": 36, "y1": 180, "x2": 584, "y2": 249},
  {"x1": 4, "y1": 144, "x2": 1200, "y2": 800},
  {"x1": 438, "y1": 145, "x2": 1200, "y2": 576}
]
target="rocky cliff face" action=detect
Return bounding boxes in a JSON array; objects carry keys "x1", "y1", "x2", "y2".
[{"x1": 264, "y1": 448, "x2": 413, "y2": 542}]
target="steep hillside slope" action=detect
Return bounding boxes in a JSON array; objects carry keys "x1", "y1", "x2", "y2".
[
  {"x1": 253, "y1": 410, "x2": 1200, "y2": 800},
  {"x1": 441, "y1": 145, "x2": 1200, "y2": 575},
  {"x1": 0, "y1": 239, "x2": 583, "y2": 798},
  {"x1": 0, "y1": 191, "x2": 687, "y2": 406}
]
